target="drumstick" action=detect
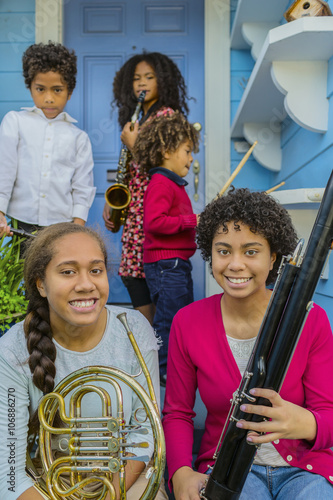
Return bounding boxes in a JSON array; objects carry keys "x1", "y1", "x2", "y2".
[
  {"x1": 218, "y1": 140, "x2": 258, "y2": 197},
  {"x1": 265, "y1": 181, "x2": 285, "y2": 195}
]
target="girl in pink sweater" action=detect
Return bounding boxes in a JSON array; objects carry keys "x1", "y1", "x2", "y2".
[{"x1": 163, "y1": 188, "x2": 333, "y2": 500}]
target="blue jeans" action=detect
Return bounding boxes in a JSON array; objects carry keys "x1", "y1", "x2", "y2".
[
  {"x1": 237, "y1": 464, "x2": 333, "y2": 499},
  {"x1": 144, "y1": 258, "x2": 193, "y2": 378}
]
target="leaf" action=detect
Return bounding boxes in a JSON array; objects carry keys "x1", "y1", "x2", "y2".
[{"x1": 0, "y1": 227, "x2": 28, "y2": 326}]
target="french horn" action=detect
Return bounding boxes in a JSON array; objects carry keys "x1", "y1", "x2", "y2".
[{"x1": 27, "y1": 312, "x2": 165, "y2": 500}]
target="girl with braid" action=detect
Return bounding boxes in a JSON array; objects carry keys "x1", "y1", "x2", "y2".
[{"x1": 0, "y1": 223, "x2": 168, "y2": 500}]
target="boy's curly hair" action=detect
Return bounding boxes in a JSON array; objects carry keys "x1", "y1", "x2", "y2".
[
  {"x1": 197, "y1": 188, "x2": 298, "y2": 285},
  {"x1": 113, "y1": 52, "x2": 190, "y2": 127},
  {"x1": 133, "y1": 111, "x2": 200, "y2": 173},
  {"x1": 22, "y1": 42, "x2": 77, "y2": 93}
]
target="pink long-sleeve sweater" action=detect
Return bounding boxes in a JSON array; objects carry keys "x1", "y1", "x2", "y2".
[
  {"x1": 143, "y1": 171, "x2": 197, "y2": 263},
  {"x1": 162, "y1": 293, "x2": 333, "y2": 486}
]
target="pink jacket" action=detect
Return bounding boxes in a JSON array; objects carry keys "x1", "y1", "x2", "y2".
[
  {"x1": 162, "y1": 294, "x2": 333, "y2": 486},
  {"x1": 143, "y1": 172, "x2": 197, "y2": 263}
]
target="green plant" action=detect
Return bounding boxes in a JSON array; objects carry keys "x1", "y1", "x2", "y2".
[{"x1": 0, "y1": 230, "x2": 28, "y2": 334}]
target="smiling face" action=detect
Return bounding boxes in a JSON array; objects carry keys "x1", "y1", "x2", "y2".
[
  {"x1": 36, "y1": 232, "x2": 109, "y2": 342},
  {"x1": 132, "y1": 61, "x2": 159, "y2": 112},
  {"x1": 211, "y1": 222, "x2": 276, "y2": 301},
  {"x1": 162, "y1": 140, "x2": 194, "y2": 177},
  {"x1": 30, "y1": 71, "x2": 71, "y2": 119}
]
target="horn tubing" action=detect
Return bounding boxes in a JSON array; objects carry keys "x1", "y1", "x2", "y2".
[{"x1": 34, "y1": 311, "x2": 166, "y2": 500}]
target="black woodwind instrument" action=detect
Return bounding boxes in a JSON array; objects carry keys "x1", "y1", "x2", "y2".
[
  {"x1": 201, "y1": 169, "x2": 333, "y2": 500},
  {"x1": 105, "y1": 90, "x2": 146, "y2": 233}
]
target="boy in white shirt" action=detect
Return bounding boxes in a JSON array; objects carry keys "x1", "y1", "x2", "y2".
[{"x1": 0, "y1": 42, "x2": 96, "y2": 237}]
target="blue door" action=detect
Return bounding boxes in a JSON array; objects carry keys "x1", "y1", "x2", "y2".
[{"x1": 64, "y1": 0, "x2": 205, "y2": 304}]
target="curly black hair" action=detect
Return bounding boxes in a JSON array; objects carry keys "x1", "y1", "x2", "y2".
[
  {"x1": 113, "y1": 52, "x2": 190, "y2": 128},
  {"x1": 133, "y1": 111, "x2": 200, "y2": 173},
  {"x1": 22, "y1": 42, "x2": 77, "y2": 94},
  {"x1": 197, "y1": 188, "x2": 298, "y2": 285}
]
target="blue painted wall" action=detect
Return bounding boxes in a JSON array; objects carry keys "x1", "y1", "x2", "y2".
[
  {"x1": 1, "y1": 1, "x2": 332, "y2": 324},
  {"x1": 230, "y1": 0, "x2": 333, "y2": 326},
  {"x1": 0, "y1": 0, "x2": 34, "y2": 120},
  {"x1": 230, "y1": 48, "x2": 274, "y2": 190}
]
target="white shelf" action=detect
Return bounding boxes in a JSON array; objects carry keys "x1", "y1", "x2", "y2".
[
  {"x1": 230, "y1": 17, "x2": 333, "y2": 172},
  {"x1": 231, "y1": 0, "x2": 290, "y2": 55},
  {"x1": 270, "y1": 187, "x2": 324, "y2": 205},
  {"x1": 270, "y1": 188, "x2": 328, "y2": 279}
]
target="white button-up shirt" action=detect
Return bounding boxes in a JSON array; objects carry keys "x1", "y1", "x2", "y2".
[{"x1": 0, "y1": 107, "x2": 96, "y2": 225}]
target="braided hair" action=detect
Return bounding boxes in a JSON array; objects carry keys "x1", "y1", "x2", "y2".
[
  {"x1": 113, "y1": 52, "x2": 190, "y2": 128},
  {"x1": 23, "y1": 223, "x2": 108, "y2": 395},
  {"x1": 196, "y1": 188, "x2": 298, "y2": 286}
]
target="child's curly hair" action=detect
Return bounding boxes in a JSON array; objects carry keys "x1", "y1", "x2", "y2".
[
  {"x1": 22, "y1": 42, "x2": 77, "y2": 94},
  {"x1": 197, "y1": 187, "x2": 298, "y2": 285},
  {"x1": 133, "y1": 111, "x2": 200, "y2": 173},
  {"x1": 113, "y1": 52, "x2": 190, "y2": 127}
]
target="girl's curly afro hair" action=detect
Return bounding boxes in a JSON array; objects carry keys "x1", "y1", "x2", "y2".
[
  {"x1": 113, "y1": 52, "x2": 190, "y2": 128},
  {"x1": 22, "y1": 42, "x2": 77, "y2": 94},
  {"x1": 196, "y1": 187, "x2": 298, "y2": 285}
]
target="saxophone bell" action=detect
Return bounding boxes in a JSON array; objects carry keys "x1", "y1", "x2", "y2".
[{"x1": 105, "y1": 182, "x2": 131, "y2": 233}]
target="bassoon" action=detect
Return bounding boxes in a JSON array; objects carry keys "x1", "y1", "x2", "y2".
[{"x1": 201, "y1": 168, "x2": 333, "y2": 500}]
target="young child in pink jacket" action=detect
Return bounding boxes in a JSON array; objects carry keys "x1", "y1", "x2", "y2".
[{"x1": 134, "y1": 111, "x2": 200, "y2": 383}]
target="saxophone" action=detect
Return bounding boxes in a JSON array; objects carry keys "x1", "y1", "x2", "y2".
[
  {"x1": 26, "y1": 312, "x2": 166, "y2": 500},
  {"x1": 105, "y1": 91, "x2": 147, "y2": 233}
]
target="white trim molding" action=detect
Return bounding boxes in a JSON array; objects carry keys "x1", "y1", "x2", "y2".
[
  {"x1": 205, "y1": 0, "x2": 230, "y2": 296},
  {"x1": 35, "y1": 0, "x2": 63, "y2": 44}
]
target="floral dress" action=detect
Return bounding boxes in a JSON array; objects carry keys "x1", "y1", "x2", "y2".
[{"x1": 119, "y1": 106, "x2": 174, "y2": 278}]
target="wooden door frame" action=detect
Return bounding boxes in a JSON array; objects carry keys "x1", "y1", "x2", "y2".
[{"x1": 35, "y1": 0, "x2": 230, "y2": 297}]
